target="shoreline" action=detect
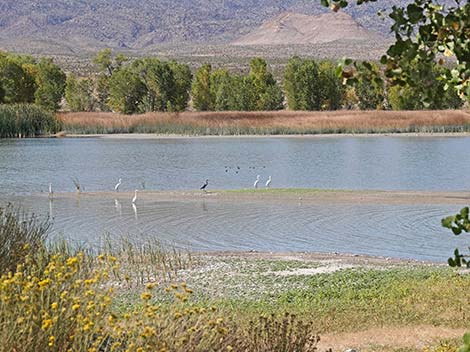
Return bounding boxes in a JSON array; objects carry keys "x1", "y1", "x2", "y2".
[
  {"x1": 60, "y1": 131, "x2": 470, "y2": 139},
  {"x1": 36, "y1": 188, "x2": 470, "y2": 205}
]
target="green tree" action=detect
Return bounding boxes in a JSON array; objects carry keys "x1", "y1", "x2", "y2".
[
  {"x1": 168, "y1": 61, "x2": 192, "y2": 112},
  {"x1": 65, "y1": 75, "x2": 97, "y2": 112},
  {"x1": 318, "y1": 61, "x2": 344, "y2": 110},
  {"x1": 388, "y1": 64, "x2": 463, "y2": 111},
  {"x1": 34, "y1": 59, "x2": 66, "y2": 111},
  {"x1": 247, "y1": 58, "x2": 283, "y2": 111},
  {"x1": 93, "y1": 49, "x2": 128, "y2": 112},
  {"x1": 192, "y1": 64, "x2": 214, "y2": 111},
  {"x1": 326, "y1": 0, "x2": 470, "y2": 103},
  {"x1": 0, "y1": 54, "x2": 36, "y2": 104},
  {"x1": 108, "y1": 67, "x2": 145, "y2": 114},
  {"x1": 354, "y1": 62, "x2": 385, "y2": 110},
  {"x1": 284, "y1": 57, "x2": 322, "y2": 111}
]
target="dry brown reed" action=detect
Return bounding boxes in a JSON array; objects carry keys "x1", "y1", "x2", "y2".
[{"x1": 59, "y1": 110, "x2": 470, "y2": 135}]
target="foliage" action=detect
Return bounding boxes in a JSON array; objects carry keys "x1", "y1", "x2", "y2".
[
  {"x1": 388, "y1": 64, "x2": 464, "y2": 110},
  {"x1": 0, "y1": 53, "x2": 36, "y2": 104},
  {"x1": 328, "y1": 0, "x2": 470, "y2": 104},
  {"x1": 442, "y1": 207, "x2": 470, "y2": 267},
  {"x1": 353, "y1": 61, "x2": 385, "y2": 110},
  {"x1": 191, "y1": 64, "x2": 214, "y2": 111},
  {"x1": 108, "y1": 67, "x2": 146, "y2": 114},
  {"x1": 318, "y1": 61, "x2": 344, "y2": 111},
  {"x1": 34, "y1": 59, "x2": 66, "y2": 112},
  {"x1": 65, "y1": 75, "x2": 97, "y2": 112},
  {"x1": 247, "y1": 57, "x2": 284, "y2": 111},
  {"x1": 0, "y1": 104, "x2": 61, "y2": 138},
  {"x1": 284, "y1": 58, "x2": 343, "y2": 111},
  {"x1": 284, "y1": 57, "x2": 321, "y2": 111}
]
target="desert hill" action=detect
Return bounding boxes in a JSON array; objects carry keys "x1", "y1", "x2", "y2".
[{"x1": 232, "y1": 11, "x2": 381, "y2": 46}]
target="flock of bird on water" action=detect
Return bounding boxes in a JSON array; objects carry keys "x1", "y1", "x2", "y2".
[{"x1": 47, "y1": 174, "x2": 273, "y2": 204}]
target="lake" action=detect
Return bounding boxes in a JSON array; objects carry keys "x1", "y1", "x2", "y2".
[{"x1": 1, "y1": 136, "x2": 469, "y2": 261}]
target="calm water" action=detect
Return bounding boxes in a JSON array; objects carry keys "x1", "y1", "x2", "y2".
[
  {"x1": 0, "y1": 136, "x2": 468, "y2": 194},
  {"x1": 1, "y1": 136, "x2": 469, "y2": 261}
]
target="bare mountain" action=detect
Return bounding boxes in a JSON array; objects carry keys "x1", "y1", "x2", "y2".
[
  {"x1": 232, "y1": 12, "x2": 381, "y2": 46},
  {"x1": 0, "y1": 0, "x2": 456, "y2": 55}
]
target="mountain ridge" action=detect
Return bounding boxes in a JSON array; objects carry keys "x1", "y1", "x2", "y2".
[{"x1": 0, "y1": 0, "x2": 456, "y2": 55}]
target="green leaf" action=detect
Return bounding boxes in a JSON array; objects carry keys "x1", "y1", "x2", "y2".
[{"x1": 463, "y1": 332, "x2": 470, "y2": 345}]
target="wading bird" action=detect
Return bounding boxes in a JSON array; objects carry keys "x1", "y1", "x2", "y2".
[
  {"x1": 132, "y1": 190, "x2": 138, "y2": 203},
  {"x1": 72, "y1": 178, "x2": 81, "y2": 194},
  {"x1": 114, "y1": 178, "x2": 122, "y2": 192},
  {"x1": 48, "y1": 183, "x2": 53, "y2": 199},
  {"x1": 254, "y1": 175, "x2": 260, "y2": 189},
  {"x1": 200, "y1": 179, "x2": 209, "y2": 192},
  {"x1": 265, "y1": 176, "x2": 272, "y2": 188}
]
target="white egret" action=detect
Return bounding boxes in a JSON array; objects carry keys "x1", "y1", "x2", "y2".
[
  {"x1": 200, "y1": 179, "x2": 209, "y2": 192},
  {"x1": 114, "y1": 178, "x2": 122, "y2": 192},
  {"x1": 48, "y1": 183, "x2": 53, "y2": 198},
  {"x1": 254, "y1": 175, "x2": 260, "y2": 189},
  {"x1": 265, "y1": 176, "x2": 272, "y2": 188},
  {"x1": 132, "y1": 190, "x2": 138, "y2": 203}
]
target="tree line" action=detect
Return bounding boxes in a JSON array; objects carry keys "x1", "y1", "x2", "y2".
[{"x1": 0, "y1": 49, "x2": 466, "y2": 114}]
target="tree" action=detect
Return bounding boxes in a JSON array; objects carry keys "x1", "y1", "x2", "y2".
[
  {"x1": 108, "y1": 67, "x2": 145, "y2": 114},
  {"x1": 247, "y1": 58, "x2": 284, "y2": 111},
  {"x1": 326, "y1": 0, "x2": 470, "y2": 104},
  {"x1": 168, "y1": 61, "x2": 192, "y2": 112},
  {"x1": 354, "y1": 62, "x2": 385, "y2": 110},
  {"x1": 388, "y1": 63, "x2": 463, "y2": 110},
  {"x1": 318, "y1": 61, "x2": 344, "y2": 110},
  {"x1": 0, "y1": 54, "x2": 36, "y2": 104},
  {"x1": 65, "y1": 75, "x2": 97, "y2": 112},
  {"x1": 34, "y1": 59, "x2": 66, "y2": 111},
  {"x1": 284, "y1": 57, "x2": 322, "y2": 111},
  {"x1": 93, "y1": 49, "x2": 128, "y2": 112},
  {"x1": 192, "y1": 64, "x2": 214, "y2": 111}
]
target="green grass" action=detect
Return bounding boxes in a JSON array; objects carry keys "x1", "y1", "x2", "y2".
[
  {"x1": 130, "y1": 256, "x2": 470, "y2": 336},
  {"x1": 0, "y1": 104, "x2": 62, "y2": 138}
]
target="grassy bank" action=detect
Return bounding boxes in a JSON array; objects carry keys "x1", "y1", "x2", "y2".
[
  {"x1": 0, "y1": 104, "x2": 62, "y2": 138},
  {"x1": 59, "y1": 110, "x2": 470, "y2": 136}
]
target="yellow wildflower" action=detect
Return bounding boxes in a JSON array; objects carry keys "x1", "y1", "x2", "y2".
[
  {"x1": 141, "y1": 292, "x2": 152, "y2": 301},
  {"x1": 41, "y1": 319, "x2": 53, "y2": 330}
]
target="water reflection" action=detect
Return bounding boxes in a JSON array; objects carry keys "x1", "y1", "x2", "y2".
[{"x1": 2, "y1": 194, "x2": 467, "y2": 262}]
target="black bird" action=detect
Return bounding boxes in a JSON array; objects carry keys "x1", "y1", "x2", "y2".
[{"x1": 200, "y1": 179, "x2": 209, "y2": 192}]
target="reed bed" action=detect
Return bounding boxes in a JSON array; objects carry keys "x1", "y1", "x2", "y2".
[
  {"x1": 0, "y1": 104, "x2": 62, "y2": 138},
  {"x1": 59, "y1": 110, "x2": 470, "y2": 135}
]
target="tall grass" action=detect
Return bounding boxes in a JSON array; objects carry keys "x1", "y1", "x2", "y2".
[
  {"x1": 0, "y1": 104, "x2": 62, "y2": 138},
  {"x1": 59, "y1": 110, "x2": 470, "y2": 135},
  {"x1": 0, "y1": 205, "x2": 50, "y2": 273}
]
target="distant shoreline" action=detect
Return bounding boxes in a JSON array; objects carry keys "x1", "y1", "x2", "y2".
[
  {"x1": 61, "y1": 132, "x2": 470, "y2": 139},
  {"x1": 33, "y1": 189, "x2": 470, "y2": 206}
]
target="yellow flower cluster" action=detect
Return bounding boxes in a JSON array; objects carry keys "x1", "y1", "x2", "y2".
[{"x1": 0, "y1": 252, "x2": 236, "y2": 352}]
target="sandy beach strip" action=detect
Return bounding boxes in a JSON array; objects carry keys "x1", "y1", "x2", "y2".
[{"x1": 41, "y1": 189, "x2": 470, "y2": 205}]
